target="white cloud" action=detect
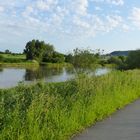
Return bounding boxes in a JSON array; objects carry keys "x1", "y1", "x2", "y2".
[
  {"x1": 107, "y1": 15, "x2": 122, "y2": 27},
  {"x1": 36, "y1": 0, "x2": 58, "y2": 11},
  {"x1": 22, "y1": 6, "x2": 34, "y2": 17},
  {"x1": 0, "y1": 0, "x2": 131, "y2": 39},
  {"x1": 72, "y1": 0, "x2": 89, "y2": 16},
  {"x1": 0, "y1": 6, "x2": 4, "y2": 13},
  {"x1": 130, "y1": 7, "x2": 140, "y2": 28},
  {"x1": 91, "y1": 0, "x2": 124, "y2": 6},
  {"x1": 73, "y1": 16, "x2": 90, "y2": 28},
  {"x1": 107, "y1": 0, "x2": 124, "y2": 6},
  {"x1": 122, "y1": 24, "x2": 130, "y2": 32}
]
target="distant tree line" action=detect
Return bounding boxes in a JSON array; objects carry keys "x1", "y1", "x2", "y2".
[
  {"x1": 107, "y1": 50, "x2": 140, "y2": 70},
  {"x1": 1, "y1": 39, "x2": 140, "y2": 70},
  {"x1": 24, "y1": 40, "x2": 100, "y2": 68}
]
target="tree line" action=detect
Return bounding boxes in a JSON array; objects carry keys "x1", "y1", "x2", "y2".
[
  {"x1": 24, "y1": 39, "x2": 100, "y2": 69},
  {"x1": 1, "y1": 39, "x2": 140, "y2": 70},
  {"x1": 107, "y1": 50, "x2": 140, "y2": 70}
]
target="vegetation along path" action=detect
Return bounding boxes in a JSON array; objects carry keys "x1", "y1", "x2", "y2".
[{"x1": 73, "y1": 99, "x2": 140, "y2": 140}]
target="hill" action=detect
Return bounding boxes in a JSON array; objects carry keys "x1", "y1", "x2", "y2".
[{"x1": 110, "y1": 50, "x2": 133, "y2": 56}]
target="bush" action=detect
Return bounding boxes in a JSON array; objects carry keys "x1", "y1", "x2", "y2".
[{"x1": 126, "y1": 50, "x2": 140, "y2": 69}]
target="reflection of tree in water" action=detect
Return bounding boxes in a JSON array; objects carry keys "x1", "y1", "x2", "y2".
[
  {"x1": 24, "y1": 66, "x2": 64, "y2": 81},
  {"x1": 0, "y1": 67, "x2": 3, "y2": 72},
  {"x1": 65, "y1": 67, "x2": 75, "y2": 74}
]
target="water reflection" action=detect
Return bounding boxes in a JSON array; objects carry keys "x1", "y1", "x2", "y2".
[
  {"x1": 24, "y1": 66, "x2": 64, "y2": 81},
  {"x1": 0, "y1": 68, "x2": 3, "y2": 72},
  {"x1": 0, "y1": 66, "x2": 110, "y2": 88}
]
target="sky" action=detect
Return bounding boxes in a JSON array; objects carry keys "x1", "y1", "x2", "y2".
[{"x1": 0, "y1": 0, "x2": 140, "y2": 54}]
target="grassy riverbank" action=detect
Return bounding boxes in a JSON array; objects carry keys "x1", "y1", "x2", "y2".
[
  {"x1": 0, "y1": 53, "x2": 73, "y2": 69},
  {"x1": 1, "y1": 70, "x2": 140, "y2": 140},
  {"x1": 0, "y1": 53, "x2": 39, "y2": 68},
  {"x1": 0, "y1": 62, "x2": 39, "y2": 68}
]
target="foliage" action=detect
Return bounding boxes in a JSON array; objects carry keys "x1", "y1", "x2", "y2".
[
  {"x1": 24, "y1": 40, "x2": 54, "y2": 62},
  {"x1": 67, "y1": 48, "x2": 99, "y2": 70},
  {"x1": 24, "y1": 40, "x2": 65, "y2": 63},
  {"x1": 0, "y1": 55, "x2": 4, "y2": 61},
  {"x1": 107, "y1": 56, "x2": 127, "y2": 69},
  {"x1": 108, "y1": 56, "x2": 122, "y2": 65},
  {"x1": 65, "y1": 54, "x2": 73, "y2": 63},
  {"x1": 1, "y1": 70, "x2": 140, "y2": 140},
  {"x1": 43, "y1": 51, "x2": 65, "y2": 63},
  {"x1": 126, "y1": 50, "x2": 140, "y2": 69},
  {"x1": 4, "y1": 49, "x2": 11, "y2": 54}
]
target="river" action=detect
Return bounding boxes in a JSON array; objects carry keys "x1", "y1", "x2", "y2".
[{"x1": 0, "y1": 66, "x2": 110, "y2": 88}]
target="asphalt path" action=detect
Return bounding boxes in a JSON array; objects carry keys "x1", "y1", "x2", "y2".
[{"x1": 73, "y1": 99, "x2": 140, "y2": 140}]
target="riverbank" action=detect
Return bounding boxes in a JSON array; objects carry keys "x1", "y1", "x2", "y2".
[
  {"x1": 1, "y1": 70, "x2": 140, "y2": 140},
  {"x1": 0, "y1": 62, "x2": 39, "y2": 68},
  {"x1": 0, "y1": 53, "x2": 72, "y2": 68},
  {"x1": 0, "y1": 61, "x2": 73, "y2": 69}
]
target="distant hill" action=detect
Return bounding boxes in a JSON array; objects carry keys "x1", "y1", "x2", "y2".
[{"x1": 110, "y1": 50, "x2": 133, "y2": 56}]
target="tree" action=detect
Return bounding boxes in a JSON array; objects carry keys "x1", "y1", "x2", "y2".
[
  {"x1": 43, "y1": 51, "x2": 65, "y2": 63},
  {"x1": 65, "y1": 54, "x2": 73, "y2": 63},
  {"x1": 5, "y1": 49, "x2": 11, "y2": 54},
  {"x1": 52, "y1": 52, "x2": 65, "y2": 63},
  {"x1": 71, "y1": 48, "x2": 99, "y2": 69},
  {"x1": 24, "y1": 40, "x2": 54, "y2": 62},
  {"x1": 107, "y1": 56, "x2": 122, "y2": 65},
  {"x1": 126, "y1": 50, "x2": 140, "y2": 69},
  {"x1": 42, "y1": 44, "x2": 55, "y2": 62}
]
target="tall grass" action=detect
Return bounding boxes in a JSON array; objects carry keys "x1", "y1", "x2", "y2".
[{"x1": 1, "y1": 70, "x2": 140, "y2": 140}]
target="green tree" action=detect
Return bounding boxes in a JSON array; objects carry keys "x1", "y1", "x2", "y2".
[
  {"x1": 126, "y1": 50, "x2": 140, "y2": 69},
  {"x1": 42, "y1": 44, "x2": 55, "y2": 62},
  {"x1": 71, "y1": 48, "x2": 99, "y2": 69},
  {"x1": 65, "y1": 54, "x2": 73, "y2": 63},
  {"x1": 107, "y1": 56, "x2": 122, "y2": 65},
  {"x1": 52, "y1": 52, "x2": 65, "y2": 63},
  {"x1": 5, "y1": 49, "x2": 11, "y2": 54},
  {"x1": 24, "y1": 40, "x2": 54, "y2": 62}
]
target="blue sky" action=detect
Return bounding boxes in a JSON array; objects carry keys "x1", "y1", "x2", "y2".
[{"x1": 0, "y1": 0, "x2": 140, "y2": 54}]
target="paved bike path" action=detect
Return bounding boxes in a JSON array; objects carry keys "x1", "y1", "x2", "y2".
[{"x1": 73, "y1": 100, "x2": 140, "y2": 140}]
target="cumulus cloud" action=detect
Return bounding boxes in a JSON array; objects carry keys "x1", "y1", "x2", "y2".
[
  {"x1": 72, "y1": 0, "x2": 89, "y2": 16},
  {"x1": 107, "y1": 0, "x2": 124, "y2": 6},
  {"x1": 91, "y1": 0, "x2": 124, "y2": 6},
  {"x1": 130, "y1": 7, "x2": 140, "y2": 28},
  {"x1": 36, "y1": 0, "x2": 58, "y2": 11},
  {"x1": 0, "y1": 6, "x2": 4, "y2": 13},
  {"x1": 106, "y1": 15, "x2": 123, "y2": 31},
  {"x1": 0, "y1": 0, "x2": 132, "y2": 39}
]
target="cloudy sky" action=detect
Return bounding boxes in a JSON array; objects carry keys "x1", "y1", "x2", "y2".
[{"x1": 0, "y1": 0, "x2": 140, "y2": 53}]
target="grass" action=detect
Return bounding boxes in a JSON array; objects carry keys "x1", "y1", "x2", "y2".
[
  {"x1": 1, "y1": 70, "x2": 140, "y2": 140},
  {"x1": 40, "y1": 62, "x2": 73, "y2": 69},
  {"x1": 0, "y1": 53, "x2": 39, "y2": 68},
  {"x1": 0, "y1": 54, "x2": 26, "y2": 59},
  {"x1": 0, "y1": 62, "x2": 39, "y2": 68},
  {"x1": 0, "y1": 53, "x2": 72, "y2": 69}
]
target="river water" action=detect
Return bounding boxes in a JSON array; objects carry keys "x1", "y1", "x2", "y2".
[{"x1": 0, "y1": 66, "x2": 110, "y2": 88}]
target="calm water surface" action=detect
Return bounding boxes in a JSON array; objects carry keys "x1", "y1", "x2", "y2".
[{"x1": 0, "y1": 66, "x2": 110, "y2": 88}]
